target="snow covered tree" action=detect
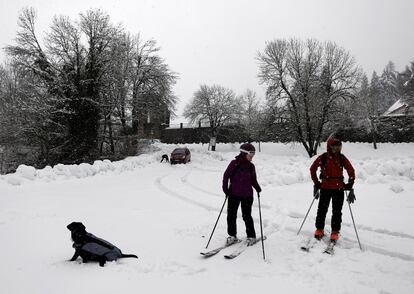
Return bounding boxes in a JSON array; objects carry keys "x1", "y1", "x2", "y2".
[
  {"x1": 239, "y1": 89, "x2": 264, "y2": 143},
  {"x1": 368, "y1": 72, "x2": 383, "y2": 116},
  {"x1": 355, "y1": 74, "x2": 379, "y2": 148},
  {"x1": 379, "y1": 61, "x2": 399, "y2": 109},
  {"x1": 129, "y1": 39, "x2": 177, "y2": 135},
  {"x1": 184, "y1": 84, "x2": 242, "y2": 150},
  {"x1": 3, "y1": 9, "x2": 69, "y2": 162},
  {"x1": 3, "y1": 7, "x2": 178, "y2": 165},
  {"x1": 257, "y1": 39, "x2": 362, "y2": 157},
  {"x1": 398, "y1": 61, "x2": 414, "y2": 105}
]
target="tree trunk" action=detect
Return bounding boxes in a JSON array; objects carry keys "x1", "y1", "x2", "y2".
[
  {"x1": 369, "y1": 118, "x2": 378, "y2": 150},
  {"x1": 304, "y1": 144, "x2": 317, "y2": 158},
  {"x1": 108, "y1": 115, "x2": 115, "y2": 154},
  {"x1": 100, "y1": 116, "x2": 108, "y2": 155}
]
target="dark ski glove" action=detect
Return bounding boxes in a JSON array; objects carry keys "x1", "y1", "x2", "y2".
[
  {"x1": 313, "y1": 181, "x2": 321, "y2": 199},
  {"x1": 223, "y1": 188, "x2": 230, "y2": 198},
  {"x1": 347, "y1": 189, "x2": 356, "y2": 204},
  {"x1": 313, "y1": 185, "x2": 320, "y2": 199},
  {"x1": 344, "y1": 183, "x2": 353, "y2": 191}
]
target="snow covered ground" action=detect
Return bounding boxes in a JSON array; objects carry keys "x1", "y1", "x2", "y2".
[{"x1": 1, "y1": 142, "x2": 414, "y2": 294}]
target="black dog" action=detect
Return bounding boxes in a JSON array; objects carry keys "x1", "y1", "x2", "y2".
[
  {"x1": 67, "y1": 222, "x2": 138, "y2": 267},
  {"x1": 160, "y1": 154, "x2": 169, "y2": 163}
]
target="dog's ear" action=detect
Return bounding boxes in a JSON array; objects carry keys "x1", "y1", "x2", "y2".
[{"x1": 67, "y1": 222, "x2": 86, "y2": 232}]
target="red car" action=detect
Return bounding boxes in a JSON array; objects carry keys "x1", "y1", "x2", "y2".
[{"x1": 170, "y1": 147, "x2": 191, "y2": 164}]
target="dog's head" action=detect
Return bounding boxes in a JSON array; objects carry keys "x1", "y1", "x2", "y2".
[{"x1": 67, "y1": 222, "x2": 87, "y2": 244}]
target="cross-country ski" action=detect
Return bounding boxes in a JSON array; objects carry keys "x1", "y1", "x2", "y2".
[
  {"x1": 224, "y1": 236, "x2": 267, "y2": 259},
  {"x1": 200, "y1": 239, "x2": 242, "y2": 257},
  {"x1": 323, "y1": 241, "x2": 336, "y2": 255}
]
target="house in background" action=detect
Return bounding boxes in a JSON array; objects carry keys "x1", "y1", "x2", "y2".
[
  {"x1": 382, "y1": 98, "x2": 414, "y2": 117},
  {"x1": 376, "y1": 97, "x2": 414, "y2": 143}
]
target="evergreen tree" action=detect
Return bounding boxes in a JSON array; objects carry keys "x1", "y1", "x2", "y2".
[{"x1": 379, "y1": 61, "x2": 399, "y2": 109}]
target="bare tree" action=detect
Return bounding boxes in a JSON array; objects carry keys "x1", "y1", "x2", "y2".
[
  {"x1": 5, "y1": 8, "x2": 55, "y2": 84},
  {"x1": 257, "y1": 38, "x2": 362, "y2": 157},
  {"x1": 184, "y1": 84, "x2": 242, "y2": 150},
  {"x1": 240, "y1": 89, "x2": 264, "y2": 143},
  {"x1": 3, "y1": 9, "x2": 67, "y2": 162},
  {"x1": 130, "y1": 37, "x2": 177, "y2": 134},
  {"x1": 3, "y1": 7, "x2": 178, "y2": 164}
]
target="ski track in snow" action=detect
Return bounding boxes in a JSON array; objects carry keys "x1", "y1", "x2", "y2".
[
  {"x1": 181, "y1": 168, "x2": 414, "y2": 259},
  {"x1": 155, "y1": 165, "x2": 414, "y2": 263},
  {"x1": 182, "y1": 155, "x2": 414, "y2": 244},
  {"x1": 155, "y1": 173, "x2": 216, "y2": 212},
  {"x1": 154, "y1": 171, "x2": 278, "y2": 238},
  {"x1": 179, "y1": 170, "x2": 272, "y2": 209}
]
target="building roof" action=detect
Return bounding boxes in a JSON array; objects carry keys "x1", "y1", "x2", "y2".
[{"x1": 382, "y1": 99, "x2": 411, "y2": 116}]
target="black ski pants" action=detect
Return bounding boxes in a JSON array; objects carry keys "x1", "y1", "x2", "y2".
[
  {"x1": 227, "y1": 196, "x2": 256, "y2": 238},
  {"x1": 315, "y1": 189, "x2": 344, "y2": 232}
]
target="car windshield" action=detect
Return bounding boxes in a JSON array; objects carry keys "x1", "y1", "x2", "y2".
[{"x1": 173, "y1": 149, "x2": 186, "y2": 154}]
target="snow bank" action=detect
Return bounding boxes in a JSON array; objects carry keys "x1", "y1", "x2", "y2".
[{"x1": 1, "y1": 142, "x2": 414, "y2": 187}]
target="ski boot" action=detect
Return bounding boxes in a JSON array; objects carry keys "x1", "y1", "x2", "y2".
[
  {"x1": 226, "y1": 236, "x2": 239, "y2": 246},
  {"x1": 330, "y1": 231, "x2": 340, "y2": 242},
  {"x1": 314, "y1": 229, "x2": 324, "y2": 240},
  {"x1": 246, "y1": 237, "x2": 257, "y2": 246}
]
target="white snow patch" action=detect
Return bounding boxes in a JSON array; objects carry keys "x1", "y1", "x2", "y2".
[
  {"x1": 390, "y1": 183, "x2": 404, "y2": 193},
  {"x1": 16, "y1": 164, "x2": 36, "y2": 180}
]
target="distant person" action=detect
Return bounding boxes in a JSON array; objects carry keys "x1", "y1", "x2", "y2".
[
  {"x1": 310, "y1": 137, "x2": 356, "y2": 242},
  {"x1": 222, "y1": 143, "x2": 262, "y2": 246},
  {"x1": 160, "y1": 154, "x2": 169, "y2": 163}
]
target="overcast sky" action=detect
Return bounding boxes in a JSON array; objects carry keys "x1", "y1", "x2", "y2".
[{"x1": 1, "y1": 0, "x2": 413, "y2": 122}]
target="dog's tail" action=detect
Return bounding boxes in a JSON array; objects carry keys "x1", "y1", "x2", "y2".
[{"x1": 121, "y1": 253, "x2": 138, "y2": 259}]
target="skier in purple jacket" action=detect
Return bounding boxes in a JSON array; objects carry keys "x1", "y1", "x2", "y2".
[{"x1": 222, "y1": 143, "x2": 262, "y2": 246}]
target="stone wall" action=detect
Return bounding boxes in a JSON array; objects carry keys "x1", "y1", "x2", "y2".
[{"x1": 160, "y1": 125, "x2": 250, "y2": 144}]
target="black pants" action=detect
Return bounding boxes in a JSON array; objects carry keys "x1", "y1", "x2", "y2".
[
  {"x1": 227, "y1": 196, "x2": 256, "y2": 238},
  {"x1": 315, "y1": 189, "x2": 344, "y2": 232}
]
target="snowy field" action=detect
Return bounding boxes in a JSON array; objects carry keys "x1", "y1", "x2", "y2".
[{"x1": 1, "y1": 142, "x2": 414, "y2": 294}]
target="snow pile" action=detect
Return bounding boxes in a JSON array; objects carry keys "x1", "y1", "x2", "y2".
[
  {"x1": 2, "y1": 142, "x2": 414, "y2": 187},
  {"x1": 390, "y1": 183, "x2": 404, "y2": 193},
  {"x1": 356, "y1": 157, "x2": 414, "y2": 183},
  {"x1": 2, "y1": 154, "x2": 162, "y2": 186}
]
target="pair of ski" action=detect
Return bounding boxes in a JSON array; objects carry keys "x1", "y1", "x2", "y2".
[
  {"x1": 301, "y1": 235, "x2": 336, "y2": 255},
  {"x1": 201, "y1": 237, "x2": 266, "y2": 259}
]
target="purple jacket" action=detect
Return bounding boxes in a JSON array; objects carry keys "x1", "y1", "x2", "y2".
[{"x1": 222, "y1": 155, "x2": 261, "y2": 197}]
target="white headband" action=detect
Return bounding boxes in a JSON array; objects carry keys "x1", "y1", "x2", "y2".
[{"x1": 240, "y1": 148, "x2": 255, "y2": 155}]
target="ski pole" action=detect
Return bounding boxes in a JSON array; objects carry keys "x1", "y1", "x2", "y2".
[
  {"x1": 205, "y1": 195, "x2": 228, "y2": 249},
  {"x1": 257, "y1": 192, "x2": 266, "y2": 260},
  {"x1": 346, "y1": 191, "x2": 363, "y2": 251},
  {"x1": 296, "y1": 190, "x2": 318, "y2": 235}
]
